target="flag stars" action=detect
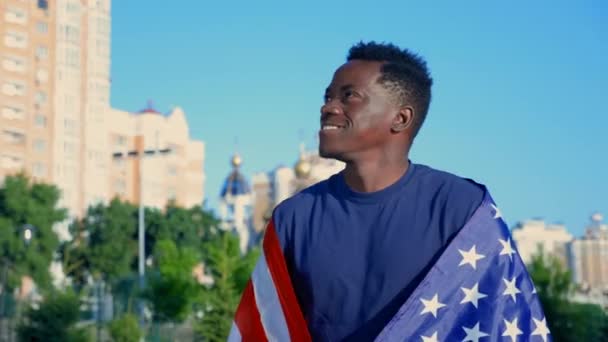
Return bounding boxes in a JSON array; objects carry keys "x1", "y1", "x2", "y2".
[
  {"x1": 499, "y1": 238, "x2": 516, "y2": 261},
  {"x1": 502, "y1": 277, "x2": 522, "y2": 302},
  {"x1": 491, "y1": 203, "x2": 502, "y2": 219},
  {"x1": 459, "y1": 245, "x2": 485, "y2": 270},
  {"x1": 502, "y1": 317, "x2": 523, "y2": 341},
  {"x1": 462, "y1": 322, "x2": 489, "y2": 342},
  {"x1": 420, "y1": 331, "x2": 438, "y2": 342},
  {"x1": 460, "y1": 283, "x2": 487, "y2": 309},
  {"x1": 532, "y1": 317, "x2": 551, "y2": 342},
  {"x1": 420, "y1": 294, "x2": 446, "y2": 318}
]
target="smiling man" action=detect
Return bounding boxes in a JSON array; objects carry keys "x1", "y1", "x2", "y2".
[{"x1": 230, "y1": 42, "x2": 546, "y2": 342}]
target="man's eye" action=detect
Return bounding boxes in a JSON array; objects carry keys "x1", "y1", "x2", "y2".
[{"x1": 343, "y1": 90, "x2": 355, "y2": 99}]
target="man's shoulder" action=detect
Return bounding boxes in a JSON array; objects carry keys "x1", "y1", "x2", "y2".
[{"x1": 413, "y1": 163, "x2": 486, "y2": 201}]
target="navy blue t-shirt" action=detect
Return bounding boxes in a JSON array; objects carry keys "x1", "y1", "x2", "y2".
[{"x1": 272, "y1": 162, "x2": 485, "y2": 341}]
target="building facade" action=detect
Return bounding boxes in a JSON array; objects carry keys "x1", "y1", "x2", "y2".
[
  {"x1": 1, "y1": 2, "x2": 205, "y2": 218},
  {"x1": 511, "y1": 219, "x2": 573, "y2": 266},
  {"x1": 1, "y1": 0, "x2": 56, "y2": 186},
  {"x1": 108, "y1": 106, "x2": 205, "y2": 210},
  {"x1": 569, "y1": 213, "x2": 608, "y2": 290}
]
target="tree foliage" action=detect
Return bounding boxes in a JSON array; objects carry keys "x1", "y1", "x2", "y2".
[
  {"x1": 0, "y1": 174, "x2": 67, "y2": 291},
  {"x1": 17, "y1": 289, "x2": 91, "y2": 342},
  {"x1": 108, "y1": 313, "x2": 142, "y2": 342},
  {"x1": 194, "y1": 232, "x2": 259, "y2": 341},
  {"x1": 143, "y1": 239, "x2": 200, "y2": 323},
  {"x1": 528, "y1": 251, "x2": 608, "y2": 341}
]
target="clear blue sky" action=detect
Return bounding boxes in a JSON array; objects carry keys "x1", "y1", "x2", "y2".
[{"x1": 110, "y1": 1, "x2": 607, "y2": 237}]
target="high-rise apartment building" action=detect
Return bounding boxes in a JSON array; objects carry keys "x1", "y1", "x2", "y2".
[
  {"x1": 2, "y1": 2, "x2": 206, "y2": 220},
  {"x1": 570, "y1": 213, "x2": 608, "y2": 290},
  {"x1": 511, "y1": 219, "x2": 573, "y2": 266},
  {"x1": 1, "y1": 0, "x2": 56, "y2": 185}
]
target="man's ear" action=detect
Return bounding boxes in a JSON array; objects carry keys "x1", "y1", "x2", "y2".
[{"x1": 391, "y1": 106, "x2": 414, "y2": 133}]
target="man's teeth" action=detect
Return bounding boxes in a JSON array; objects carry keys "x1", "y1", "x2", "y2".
[{"x1": 322, "y1": 125, "x2": 341, "y2": 130}]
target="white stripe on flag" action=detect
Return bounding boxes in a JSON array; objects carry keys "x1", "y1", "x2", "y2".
[
  {"x1": 227, "y1": 321, "x2": 241, "y2": 342},
  {"x1": 251, "y1": 252, "x2": 291, "y2": 342}
]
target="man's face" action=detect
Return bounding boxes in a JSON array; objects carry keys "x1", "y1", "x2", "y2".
[{"x1": 319, "y1": 60, "x2": 397, "y2": 161}]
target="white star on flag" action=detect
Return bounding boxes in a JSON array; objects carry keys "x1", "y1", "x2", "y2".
[
  {"x1": 459, "y1": 245, "x2": 485, "y2": 269},
  {"x1": 460, "y1": 283, "x2": 488, "y2": 308},
  {"x1": 420, "y1": 331, "x2": 438, "y2": 342},
  {"x1": 491, "y1": 203, "x2": 502, "y2": 219},
  {"x1": 499, "y1": 238, "x2": 516, "y2": 261},
  {"x1": 462, "y1": 322, "x2": 489, "y2": 342},
  {"x1": 420, "y1": 294, "x2": 446, "y2": 318},
  {"x1": 531, "y1": 317, "x2": 551, "y2": 342},
  {"x1": 502, "y1": 277, "x2": 522, "y2": 302},
  {"x1": 502, "y1": 317, "x2": 523, "y2": 342}
]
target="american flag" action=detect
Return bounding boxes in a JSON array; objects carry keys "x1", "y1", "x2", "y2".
[{"x1": 229, "y1": 193, "x2": 551, "y2": 341}]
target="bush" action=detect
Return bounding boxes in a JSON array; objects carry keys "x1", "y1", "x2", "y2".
[
  {"x1": 108, "y1": 313, "x2": 142, "y2": 342},
  {"x1": 17, "y1": 290, "x2": 91, "y2": 342}
]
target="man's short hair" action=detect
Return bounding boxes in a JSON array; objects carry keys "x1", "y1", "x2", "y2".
[{"x1": 347, "y1": 41, "x2": 433, "y2": 137}]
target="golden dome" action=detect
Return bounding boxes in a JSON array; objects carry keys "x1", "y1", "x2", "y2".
[
  {"x1": 231, "y1": 153, "x2": 242, "y2": 168},
  {"x1": 294, "y1": 155, "x2": 312, "y2": 179}
]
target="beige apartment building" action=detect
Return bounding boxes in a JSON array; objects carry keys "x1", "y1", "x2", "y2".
[
  {"x1": 1, "y1": 1, "x2": 205, "y2": 220},
  {"x1": 108, "y1": 106, "x2": 205, "y2": 210},
  {"x1": 1, "y1": 0, "x2": 56, "y2": 185},
  {"x1": 570, "y1": 213, "x2": 608, "y2": 290}
]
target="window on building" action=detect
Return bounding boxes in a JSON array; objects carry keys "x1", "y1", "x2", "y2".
[
  {"x1": 34, "y1": 139, "x2": 46, "y2": 152},
  {"x1": 168, "y1": 166, "x2": 177, "y2": 176},
  {"x1": 32, "y1": 162, "x2": 46, "y2": 177},
  {"x1": 2, "y1": 81, "x2": 26, "y2": 96},
  {"x1": 35, "y1": 114, "x2": 47, "y2": 128},
  {"x1": 36, "y1": 45, "x2": 48, "y2": 59},
  {"x1": 2, "y1": 106, "x2": 25, "y2": 120},
  {"x1": 2, "y1": 129, "x2": 26, "y2": 144},
  {"x1": 1, "y1": 154, "x2": 24, "y2": 170},
  {"x1": 114, "y1": 179, "x2": 126, "y2": 194},
  {"x1": 116, "y1": 135, "x2": 127, "y2": 147},
  {"x1": 5, "y1": 7, "x2": 27, "y2": 25},
  {"x1": 36, "y1": 21, "x2": 48, "y2": 34},
  {"x1": 34, "y1": 91, "x2": 47, "y2": 105},
  {"x1": 2, "y1": 56, "x2": 26, "y2": 73},
  {"x1": 36, "y1": 69, "x2": 49, "y2": 83},
  {"x1": 4, "y1": 31, "x2": 28, "y2": 49}
]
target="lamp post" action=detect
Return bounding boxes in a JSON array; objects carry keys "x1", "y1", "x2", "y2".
[
  {"x1": 0, "y1": 224, "x2": 35, "y2": 341},
  {"x1": 112, "y1": 130, "x2": 171, "y2": 326}
]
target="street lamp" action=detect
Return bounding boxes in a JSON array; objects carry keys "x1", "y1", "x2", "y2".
[
  {"x1": 112, "y1": 130, "x2": 171, "y2": 326},
  {"x1": 0, "y1": 224, "x2": 35, "y2": 340}
]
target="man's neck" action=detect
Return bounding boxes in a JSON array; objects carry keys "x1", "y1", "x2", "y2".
[{"x1": 343, "y1": 156, "x2": 410, "y2": 193}]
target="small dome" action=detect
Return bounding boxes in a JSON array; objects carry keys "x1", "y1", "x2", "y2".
[
  {"x1": 231, "y1": 153, "x2": 242, "y2": 168},
  {"x1": 294, "y1": 156, "x2": 311, "y2": 179},
  {"x1": 221, "y1": 169, "x2": 250, "y2": 197}
]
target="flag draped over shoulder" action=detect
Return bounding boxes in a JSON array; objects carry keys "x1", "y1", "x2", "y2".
[{"x1": 229, "y1": 193, "x2": 551, "y2": 342}]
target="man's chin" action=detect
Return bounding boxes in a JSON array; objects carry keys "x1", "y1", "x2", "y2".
[{"x1": 318, "y1": 147, "x2": 343, "y2": 160}]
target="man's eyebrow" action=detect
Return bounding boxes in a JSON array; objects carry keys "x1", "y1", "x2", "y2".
[{"x1": 325, "y1": 85, "x2": 354, "y2": 95}]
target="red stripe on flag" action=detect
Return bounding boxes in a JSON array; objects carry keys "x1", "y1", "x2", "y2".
[
  {"x1": 234, "y1": 281, "x2": 268, "y2": 342},
  {"x1": 263, "y1": 221, "x2": 312, "y2": 342}
]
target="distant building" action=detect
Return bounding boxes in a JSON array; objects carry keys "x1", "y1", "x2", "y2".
[
  {"x1": 569, "y1": 213, "x2": 608, "y2": 290},
  {"x1": 218, "y1": 154, "x2": 253, "y2": 254},
  {"x1": 250, "y1": 145, "x2": 344, "y2": 234},
  {"x1": 511, "y1": 219, "x2": 573, "y2": 266},
  {"x1": 108, "y1": 105, "x2": 205, "y2": 210}
]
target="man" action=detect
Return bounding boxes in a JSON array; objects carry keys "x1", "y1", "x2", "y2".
[{"x1": 230, "y1": 42, "x2": 547, "y2": 341}]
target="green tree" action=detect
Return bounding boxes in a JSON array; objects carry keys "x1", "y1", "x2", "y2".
[
  {"x1": 528, "y1": 250, "x2": 608, "y2": 341},
  {"x1": 108, "y1": 313, "x2": 142, "y2": 342},
  {"x1": 143, "y1": 239, "x2": 200, "y2": 323},
  {"x1": 17, "y1": 290, "x2": 91, "y2": 342},
  {"x1": 61, "y1": 199, "x2": 138, "y2": 286},
  {"x1": 194, "y1": 232, "x2": 260, "y2": 341},
  {"x1": 0, "y1": 174, "x2": 67, "y2": 293}
]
